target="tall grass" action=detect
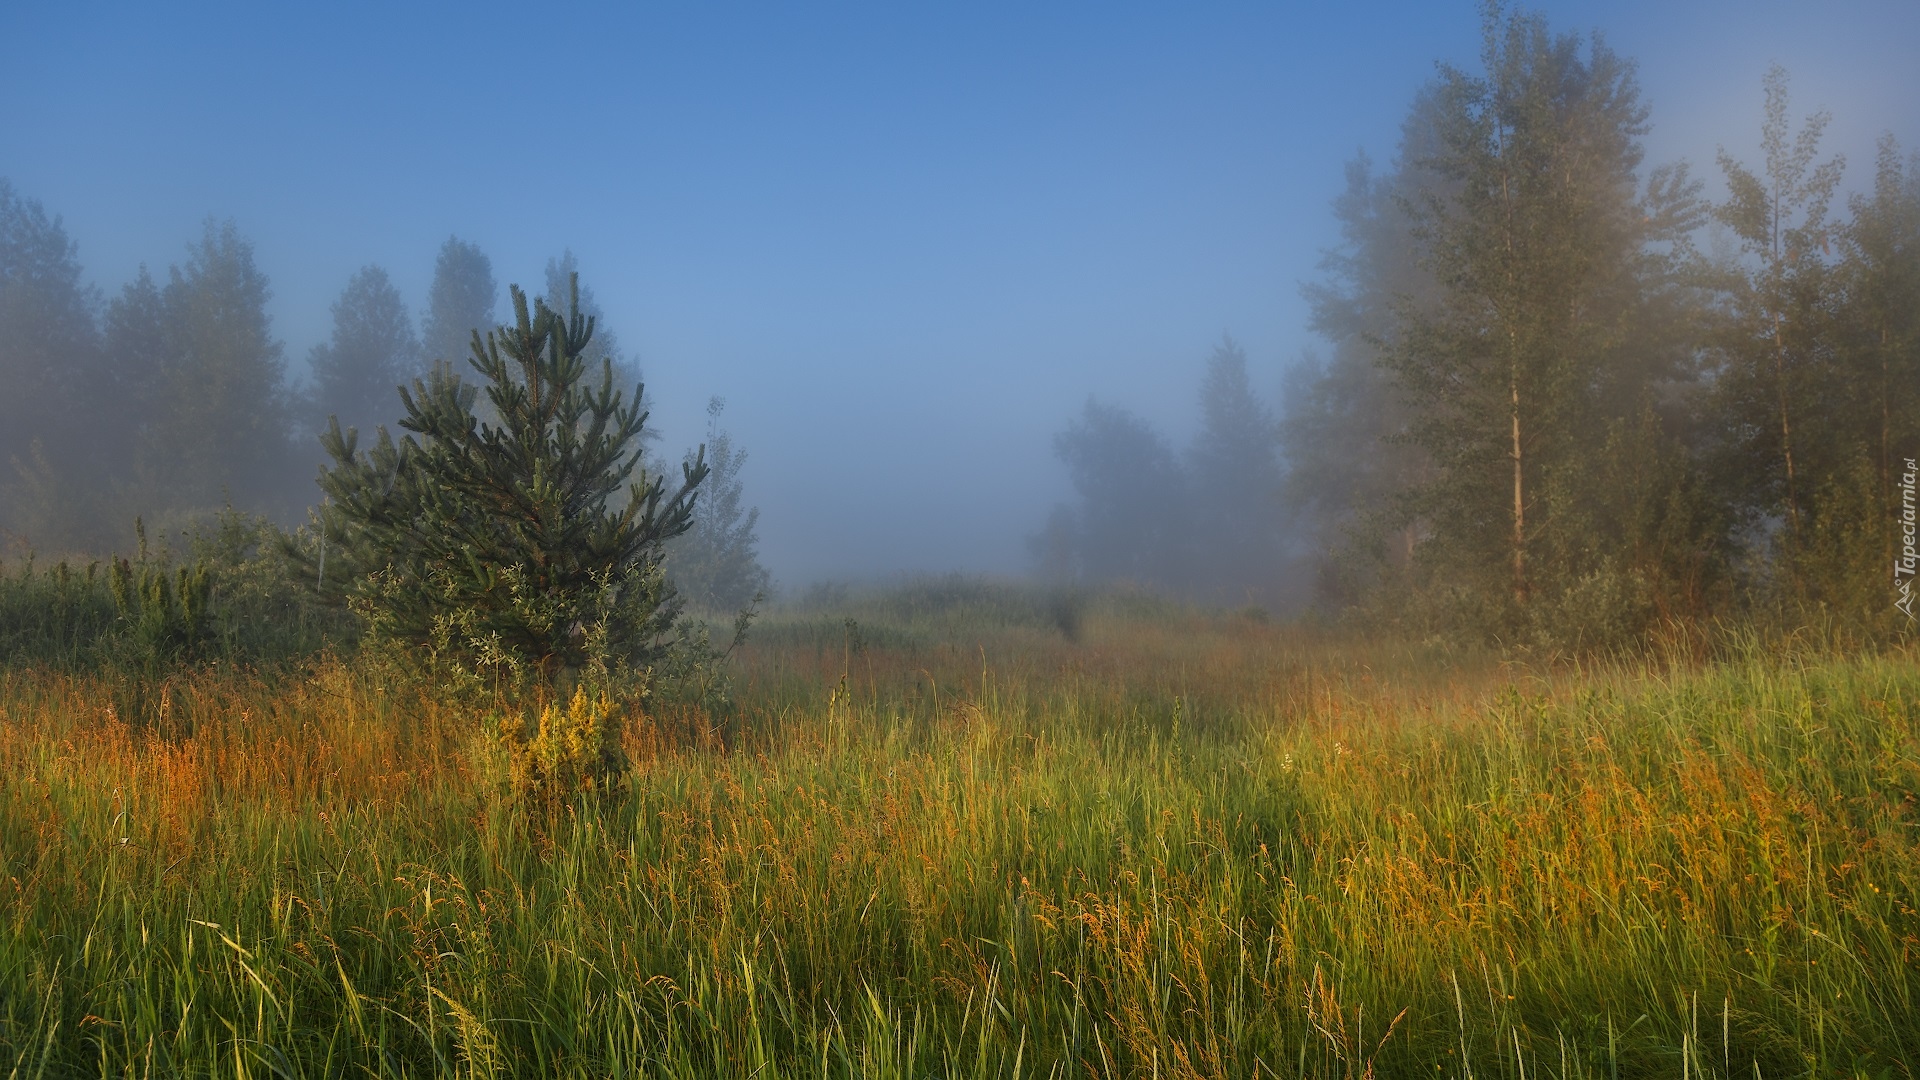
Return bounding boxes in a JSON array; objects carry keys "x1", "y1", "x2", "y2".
[{"x1": 0, "y1": 600, "x2": 1915, "y2": 1076}]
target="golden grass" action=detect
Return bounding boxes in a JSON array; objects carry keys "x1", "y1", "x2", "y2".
[{"x1": 0, "y1": 613, "x2": 1915, "y2": 1076}]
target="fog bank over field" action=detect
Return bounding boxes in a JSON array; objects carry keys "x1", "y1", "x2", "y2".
[{"x1": 2, "y1": 1, "x2": 1916, "y2": 594}]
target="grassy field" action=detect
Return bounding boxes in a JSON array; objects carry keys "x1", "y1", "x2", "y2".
[{"x1": 1, "y1": 587, "x2": 1917, "y2": 1077}]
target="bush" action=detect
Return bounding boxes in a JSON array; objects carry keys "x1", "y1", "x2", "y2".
[{"x1": 0, "y1": 513, "x2": 340, "y2": 673}]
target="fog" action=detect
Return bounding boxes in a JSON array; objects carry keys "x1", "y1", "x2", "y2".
[{"x1": 3, "y1": 1, "x2": 1917, "y2": 595}]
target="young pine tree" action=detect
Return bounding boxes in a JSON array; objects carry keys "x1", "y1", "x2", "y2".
[{"x1": 301, "y1": 274, "x2": 707, "y2": 695}]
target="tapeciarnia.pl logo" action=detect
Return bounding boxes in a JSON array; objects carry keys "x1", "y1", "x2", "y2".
[{"x1": 1898, "y1": 457, "x2": 1918, "y2": 620}]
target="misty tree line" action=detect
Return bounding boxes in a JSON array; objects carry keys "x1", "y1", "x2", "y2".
[
  {"x1": 1040, "y1": 8, "x2": 1920, "y2": 646},
  {"x1": 0, "y1": 207, "x2": 769, "y2": 611},
  {"x1": 1031, "y1": 336, "x2": 1298, "y2": 611}
]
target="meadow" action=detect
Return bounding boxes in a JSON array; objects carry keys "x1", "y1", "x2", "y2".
[{"x1": 1, "y1": 577, "x2": 1917, "y2": 1077}]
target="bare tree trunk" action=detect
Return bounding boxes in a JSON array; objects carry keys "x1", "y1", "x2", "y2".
[
  {"x1": 1774, "y1": 312, "x2": 1800, "y2": 540},
  {"x1": 1499, "y1": 148, "x2": 1528, "y2": 610},
  {"x1": 1511, "y1": 369, "x2": 1528, "y2": 607}
]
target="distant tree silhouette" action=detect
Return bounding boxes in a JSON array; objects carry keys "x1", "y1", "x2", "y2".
[
  {"x1": 666, "y1": 397, "x2": 771, "y2": 612},
  {"x1": 1282, "y1": 123, "x2": 1449, "y2": 605},
  {"x1": 102, "y1": 268, "x2": 171, "y2": 461},
  {"x1": 141, "y1": 219, "x2": 295, "y2": 515},
  {"x1": 1185, "y1": 336, "x2": 1287, "y2": 606},
  {"x1": 421, "y1": 236, "x2": 496, "y2": 367},
  {"x1": 0, "y1": 180, "x2": 106, "y2": 545},
  {"x1": 541, "y1": 249, "x2": 657, "y2": 452},
  {"x1": 309, "y1": 265, "x2": 418, "y2": 440},
  {"x1": 1042, "y1": 398, "x2": 1187, "y2": 589}
]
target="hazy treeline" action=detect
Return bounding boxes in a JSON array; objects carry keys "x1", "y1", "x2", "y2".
[
  {"x1": 0, "y1": 204, "x2": 768, "y2": 608},
  {"x1": 0, "y1": 207, "x2": 499, "y2": 544},
  {"x1": 1032, "y1": 336, "x2": 1300, "y2": 612},
  {"x1": 1043, "y1": 8, "x2": 1920, "y2": 645},
  {"x1": 0, "y1": 205, "x2": 634, "y2": 546}
]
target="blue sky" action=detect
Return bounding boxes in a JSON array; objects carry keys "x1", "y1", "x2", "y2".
[{"x1": 4, "y1": 1, "x2": 1917, "y2": 584}]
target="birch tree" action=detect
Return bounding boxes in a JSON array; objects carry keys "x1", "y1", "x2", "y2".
[{"x1": 1386, "y1": 5, "x2": 1708, "y2": 636}]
